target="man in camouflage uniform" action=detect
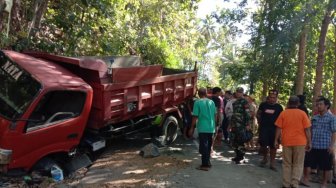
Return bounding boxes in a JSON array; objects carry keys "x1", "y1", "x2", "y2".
[{"x1": 230, "y1": 87, "x2": 251, "y2": 164}]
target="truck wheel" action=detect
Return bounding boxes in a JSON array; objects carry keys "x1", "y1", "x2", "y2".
[
  {"x1": 31, "y1": 157, "x2": 64, "y2": 177},
  {"x1": 161, "y1": 116, "x2": 179, "y2": 145}
]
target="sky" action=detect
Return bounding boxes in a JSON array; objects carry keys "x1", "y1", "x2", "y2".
[
  {"x1": 196, "y1": 0, "x2": 256, "y2": 88},
  {"x1": 196, "y1": 0, "x2": 257, "y2": 45},
  {"x1": 197, "y1": 0, "x2": 227, "y2": 19}
]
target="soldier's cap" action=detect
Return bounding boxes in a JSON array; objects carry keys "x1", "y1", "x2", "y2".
[
  {"x1": 236, "y1": 87, "x2": 244, "y2": 93},
  {"x1": 268, "y1": 89, "x2": 279, "y2": 96}
]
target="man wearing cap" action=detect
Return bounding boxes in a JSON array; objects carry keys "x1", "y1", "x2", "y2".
[
  {"x1": 257, "y1": 89, "x2": 283, "y2": 170},
  {"x1": 230, "y1": 87, "x2": 251, "y2": 164},
  {"x1": 274, "y1": 96, "x2": 311, "y2": 188}
]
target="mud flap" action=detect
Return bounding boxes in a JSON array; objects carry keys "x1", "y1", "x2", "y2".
[{"x1": 64, "y1": 154, "x2": 92, "y2": 173}]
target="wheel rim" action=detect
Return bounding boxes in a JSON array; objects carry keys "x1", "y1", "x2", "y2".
[{"x1": 165, "y1": 121, "x2": 177, "y2": 143}]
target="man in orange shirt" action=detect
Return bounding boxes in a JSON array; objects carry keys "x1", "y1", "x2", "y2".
[{"x1": 274, "y1": 96, "x2": 311, "y2": 188}]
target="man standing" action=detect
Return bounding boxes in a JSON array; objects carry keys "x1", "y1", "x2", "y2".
[
  {"x1": 230, "y1": 87, "x2": 250, "y2": 164},
  {"x1": 301, "y1": 97, "x2": 336, "y2": 188},
  {"x1": 222, "y1": 90, "x2": 233, "y2": 142},
  {"x1": 245, "y1": 95, "x2": 257, "y2": 149},
  {"x1": 257, "y1": 89, "x2": 283, "y2": 170},
  {"x1": 189, "y1": 88, "x2": 217, "y2": 171},
  {"x1": 274, "y1": 96, "x2": 311, "y2": 188},
  {"x1": 211, "y1": 87, "x2": 223, "y2": 124},
  {"x1": 211, "y1": 87, "x2": 223, "y2": 149},
  {"x1": 225, "y1": 92, "x2": 237, "y2": 124}
]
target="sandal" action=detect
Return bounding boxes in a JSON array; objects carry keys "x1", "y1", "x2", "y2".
[
  {"x1": 259, "y1": 160, "x2": 267, "y2": 168},
  {"x1": 299, "y1": 181, "x2": 310, "y2": 187},
  {"x1": 270, "y1": 166, "x2": 278, "y2": 172},
  {"x1": 196, "y1": 165, "x2": 209, "y2": 171}
]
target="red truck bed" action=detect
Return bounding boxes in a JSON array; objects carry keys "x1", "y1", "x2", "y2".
[{"x1": 25, "y1": 52, "x2": 197, "y2": 130}]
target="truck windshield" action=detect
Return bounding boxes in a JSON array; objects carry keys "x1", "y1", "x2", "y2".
[{"x1": 0, "y1": 51, "x2": 41, "y2": 120}]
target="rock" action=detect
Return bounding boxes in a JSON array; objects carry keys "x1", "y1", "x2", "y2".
[
  {"x1": 68, "y1": 167, "x2": 88, "y2": 180},
  {"x1": 160, "y1": 147, "x2": 184, "y2": 156},
  {"x1": 139, "y1": 143, "x2": 160, "y2": 158},
  {"x1": 259, "y1": 180, "x2": 266, "y2": 185}
]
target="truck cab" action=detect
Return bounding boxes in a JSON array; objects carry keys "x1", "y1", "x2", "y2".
[{"x1": 0, "y1": 50, "x2": 93, "y2": 172}]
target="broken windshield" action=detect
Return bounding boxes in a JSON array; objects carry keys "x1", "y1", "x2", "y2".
[{"x1": 0, "y1": 51, "x2": 41, "y2": 120}]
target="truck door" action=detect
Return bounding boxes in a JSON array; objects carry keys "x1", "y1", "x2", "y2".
[{"x1": 13, "y1": 90, "x2": 87, "y2": 168}]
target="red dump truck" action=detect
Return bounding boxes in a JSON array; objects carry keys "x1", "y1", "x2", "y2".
[{"x1": 0, "y1": 50, "x2": 197, "y2": 175}]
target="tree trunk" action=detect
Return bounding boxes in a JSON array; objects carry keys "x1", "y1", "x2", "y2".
[
  {"x1": 249, "y1": 79, "x2": 254, "y2": 95},
  {"x1": 312, "y1": 1, "x2": 335, "y2": 112},
  {"x1": 333, "y1": 25, "x2": 336, "y2": 114},
  {"x1": 28, "y1": 0, "x2": 49, "y2": 37},
  {"x1": 0, "y1": 0, "x2": 5, "y2": 31},
  {"x1": 10, "y1": 0, "x2": 22, "y2": 34},
  {"x1": 295, "y1": 26, "x2": 308, "y2": 95},
  {"x1": 261, "y1": 81, "x2": 268, "y2": 102}
]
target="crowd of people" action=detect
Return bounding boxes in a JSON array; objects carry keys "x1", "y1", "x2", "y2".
[{"x1": 187, "y1": 87, "x2": 336, "y2": 188}]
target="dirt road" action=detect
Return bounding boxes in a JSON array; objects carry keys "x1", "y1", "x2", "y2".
[
  {"x1": 59, "y1": 133, "x2": 326, "y2": 188},
  {"x1": 1, "y1": 132, "x2": 328, "y2": 187}
]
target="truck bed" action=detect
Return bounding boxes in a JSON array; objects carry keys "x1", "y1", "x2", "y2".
[{"x1": 25, "y1": 52, "x2": 197, "y2": 130}]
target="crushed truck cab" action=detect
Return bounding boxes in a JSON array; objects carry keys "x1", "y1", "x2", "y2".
[
  {"x1": 0, "y1": 50, "x2": 197, "y2": 173},
  {"x1": 0, "y1": 50, "x2": 93, "y2": 171}
]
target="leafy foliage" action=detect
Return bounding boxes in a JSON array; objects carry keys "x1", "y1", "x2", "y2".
[
  {"x1": 0, "y1": 0, "x2": 203, "y2": 69},
  {"x1": 2, "y1": 0, "x2": 336, "y2": 111},
  {"x1": 212, "y1": 0, "x2": 336, "y2": 111}
]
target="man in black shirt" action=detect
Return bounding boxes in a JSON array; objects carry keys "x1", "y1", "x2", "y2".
[{"x1": 257, "y1": 89, "x2": 283, "y2": 171}]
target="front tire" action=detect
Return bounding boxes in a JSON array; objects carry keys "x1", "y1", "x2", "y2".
[{"x1": 31, "y1": 157, "x2": 64, "y2": 177}]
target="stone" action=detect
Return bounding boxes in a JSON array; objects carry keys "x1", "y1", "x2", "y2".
[{"x1": 139, "y1": 143, "x2": 160, "y2": 158}]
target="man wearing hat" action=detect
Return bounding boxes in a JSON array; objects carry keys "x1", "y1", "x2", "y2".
[{"x1": 230, "y1": 87, "x2": 251, "y2": 164}]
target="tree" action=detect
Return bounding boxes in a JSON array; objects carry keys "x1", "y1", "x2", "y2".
[
  {"x1": 332, "y1": 24, "x2": 336, "y2": 113},
  {"x1": 295, "y1": 25, "x2": 308, "y2": 95},
  {"x1": 28, "y1": 0, "x2": 49, "y2": 38},
  {"x1": 295, "y1": 11, "x2": 309, "y2": 95},
  {"x1": 312, "y1": 0, "x2": 336, "y2": 110}
]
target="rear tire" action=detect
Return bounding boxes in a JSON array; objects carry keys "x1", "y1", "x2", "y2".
[{"x1": 161, "y1": 116, "x2": 179, "y2": 145}]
